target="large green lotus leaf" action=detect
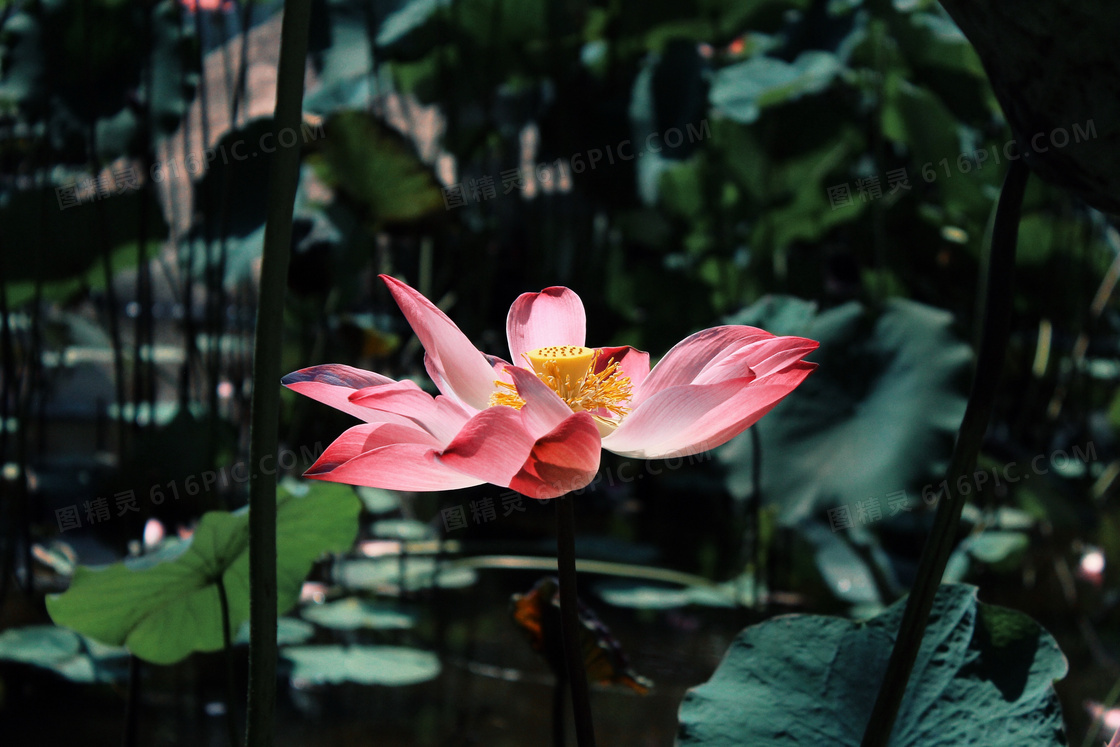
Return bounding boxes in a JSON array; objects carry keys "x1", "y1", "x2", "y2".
[
  {"x1": 677, "y1": 584, "x2": 1068, "y2": 745},
  {"x1": 308, "y1": 110, "x2": 445, "y2": 225},
  {"x1": 0, "y1": 185, "x2": 168, "y2": 285},
  {"x1": 0, "y1": 625, "x2": 129, "y2": 684},
  {"x1": 283, "y1": 645, "x2": 440, "y2": 686},
  {"x1": 720, "y1": 296, "x2": 970, "y2": 525},
  {"x1": 46, "y1": 485, "x2": 360, "y2": 665}
]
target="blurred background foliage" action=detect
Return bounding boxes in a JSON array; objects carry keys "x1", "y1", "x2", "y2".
[{"x1": 1, "y1": 0, "x2": 1119, "y2": 744}]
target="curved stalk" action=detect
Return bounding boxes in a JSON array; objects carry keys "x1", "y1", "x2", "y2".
[{"x1": 859, "y1": 158, "x2": 1029, "y2": 747}]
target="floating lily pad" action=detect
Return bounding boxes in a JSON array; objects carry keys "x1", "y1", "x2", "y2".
[
  {"x1": 283, "y1": 645, "x2": 440, "y2": 686},
  {"x1": 356, "y1": 486, "x2": 403, "y2": 514},
  {"x1": 335, "y1": 557, "x2": 478, "y2": 592},
  {"x1": 47, "y1": 484, "x2": 360, "y2": 665},
  {"x1": 678, "y1": 584, "x2": 1067, "y2": 745},
  {"x1": 0, "y1": 625, "x2": 129, "y2": 683},
  {"x1": 371, "y1": 519, "x2": 435, "y2": 541},
  {"x1": 300, "y1": 597, "x2": 416, "y2": 630},
  {"x1": 234, "y1": 617, "x2": 317, "y2": 647},
  {"x1": 596, "y1": 579, "x2": 751, "y2": 610}
]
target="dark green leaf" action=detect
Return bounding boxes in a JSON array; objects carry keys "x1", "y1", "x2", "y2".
[
  {"x1": 677, "y1": 584, "x2": 1068, "y2": 745},
  {"x1": 720, "y1": 296, "x2": 970, "y2": 524}
]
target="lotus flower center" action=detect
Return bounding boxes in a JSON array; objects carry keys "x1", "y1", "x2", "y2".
[
  {"x1": 489, "y1": 345, "x2": 632, "y2": 420},
  {"x1": 526, "y1": 345, "x2": 596, "y2": 391}
]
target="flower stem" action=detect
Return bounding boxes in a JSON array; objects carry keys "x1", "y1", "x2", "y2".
[
  {"x1": 245, "y1": 0, "x2": 312, "y2": 744},
  {"x1": 556, "y1": 494, "x2": 597, "y2": 746},
  {"x1": 552, "y1": 671, "x2": 567, "y2": 747},
  {"x1": 859, "y1": 157, "x2": 1029, "y2": 747},
  {"x1": 217, "y1": 576, "x2": 239, "y2": 747}
]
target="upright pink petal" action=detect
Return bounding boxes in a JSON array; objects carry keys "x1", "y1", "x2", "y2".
[
  {"x1": 633, "y1": 326, "x2": 772, "y2": 406},
  {"x1": 690, "y1": 336, "x2": 819, "y2": 386},
  {"x1": 505, "y1": 364, "x2": 573, "y2": 439},
  {"x1": 506, "y1": 287, "x2": 586, "y2": 363},
  {"x1": 594, "y1": 346, "x2": 651, "y2": 392},
  {"x1": 282, "y1": 364, "x2": 418, "y2": 427},
  {"x1": 306, "y1": 422, "x2": 482, "y2": 491},
  {"x1": 602, "y1": 363, "x2": 816, "y2": 458},
  {"x1": 381, "y1": 275, "x2": 497, "y2": 411},
  {"x1": 510, "y1": 412, "x2": 602, "y2": 499}
]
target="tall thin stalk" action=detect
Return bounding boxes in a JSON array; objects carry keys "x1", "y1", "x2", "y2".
[
  {"x1": 859, "y1": 158, "x2": 1029, "y2": 747},
  {"x1": 244, "y1": 0, "x2": 311, "y2": 744},
  {"x1": 555, "y1": 495, "x2": 596, "y2": 746}
]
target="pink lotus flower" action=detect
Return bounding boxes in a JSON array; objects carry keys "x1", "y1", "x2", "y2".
[{"x1": 283, "y1": 276, "x2": 818, "y2": 499}]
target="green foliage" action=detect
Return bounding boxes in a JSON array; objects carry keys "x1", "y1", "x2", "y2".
[
  {"x1": 46, "y1": 483, "x2": 360, "y2": 665},
  {"x1": 677, "y1": 584, "x2": 1068, "y2": 745},
  {"x1": 1, "y1": 186, "x2": 168, "y2": 307},
  {"x1": 720, "y1": 296, "x2": 971, "y2": 524},
  {"x1": 0, "y1": 0, "x2": 196, "y2": 162},
  {"x1": 308, "y1": 109, "x2": 445, "y2": 225}
]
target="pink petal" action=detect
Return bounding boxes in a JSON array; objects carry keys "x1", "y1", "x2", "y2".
[
  {"x1": 505, "y1": 364, "x2": 573, "y2": 438},
  {"x1": 307, "y1": 422, "x2": 482, "y2": 491},
  {"x1": 349, "y1": 380, "x2": 471, "y2": 444},
  {"x1": 509, "y1": 412, "x2": 602, "y2": 499},
  {"x1": 436, "y1": 406, "x2": 601, "y2": 498},
  {"x1": 634, "y1": 326, "x2": 818, "y2": 405},
  {"x1": 690, "y1": 336, "x2": 819, "y2": 386},
  {"x1": 602, "y1": 363, "x2": 816, "y2": 459},
  {"x1": 282, "y1": 364, "x2": 419, "y2": 426},
  {"x1": 506, "y1": 286, "x2": 586, "y2": 363},
  {"x1": 381, "y1": 275, "x2": 497, "y2": 411},
  {"x1": 594, "y1": 346, "x2": 650, "y2": 392},
  {"x1": 633, "y1": 326, "x2": 771, "y2": 405},
  {"x1": 436, "y1": 407, "x2": 536, "y2": 485}
]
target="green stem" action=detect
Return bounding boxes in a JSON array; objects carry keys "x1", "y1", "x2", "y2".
[
  {"x1": 245, "y1": 0, "x2": 312, "y2": 744},
  {"x1": 859, "y1": 158, "x2": 1029, "y2": 747},
  {"x1": 216, "y1": 576, "x2": 239, "y2": 747},
  {"x1": 556, "y1": 495, "x2": 596, "y2": 747}
]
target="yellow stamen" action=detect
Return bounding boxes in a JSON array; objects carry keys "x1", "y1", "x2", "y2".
[{"x1": 489, "y1": 346, "x2": 632, "y2": 419}]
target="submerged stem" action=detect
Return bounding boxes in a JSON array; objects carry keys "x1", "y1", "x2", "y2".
[
  {"x1": 555, "y1": 495, "x2": 596, "y2": 747},
  {"x1": 216, "y1": 576, "x2": 239, "y2": 747},
  {"x1": 859, "y1": 158, "x2": 1029, "y2": 747}
]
